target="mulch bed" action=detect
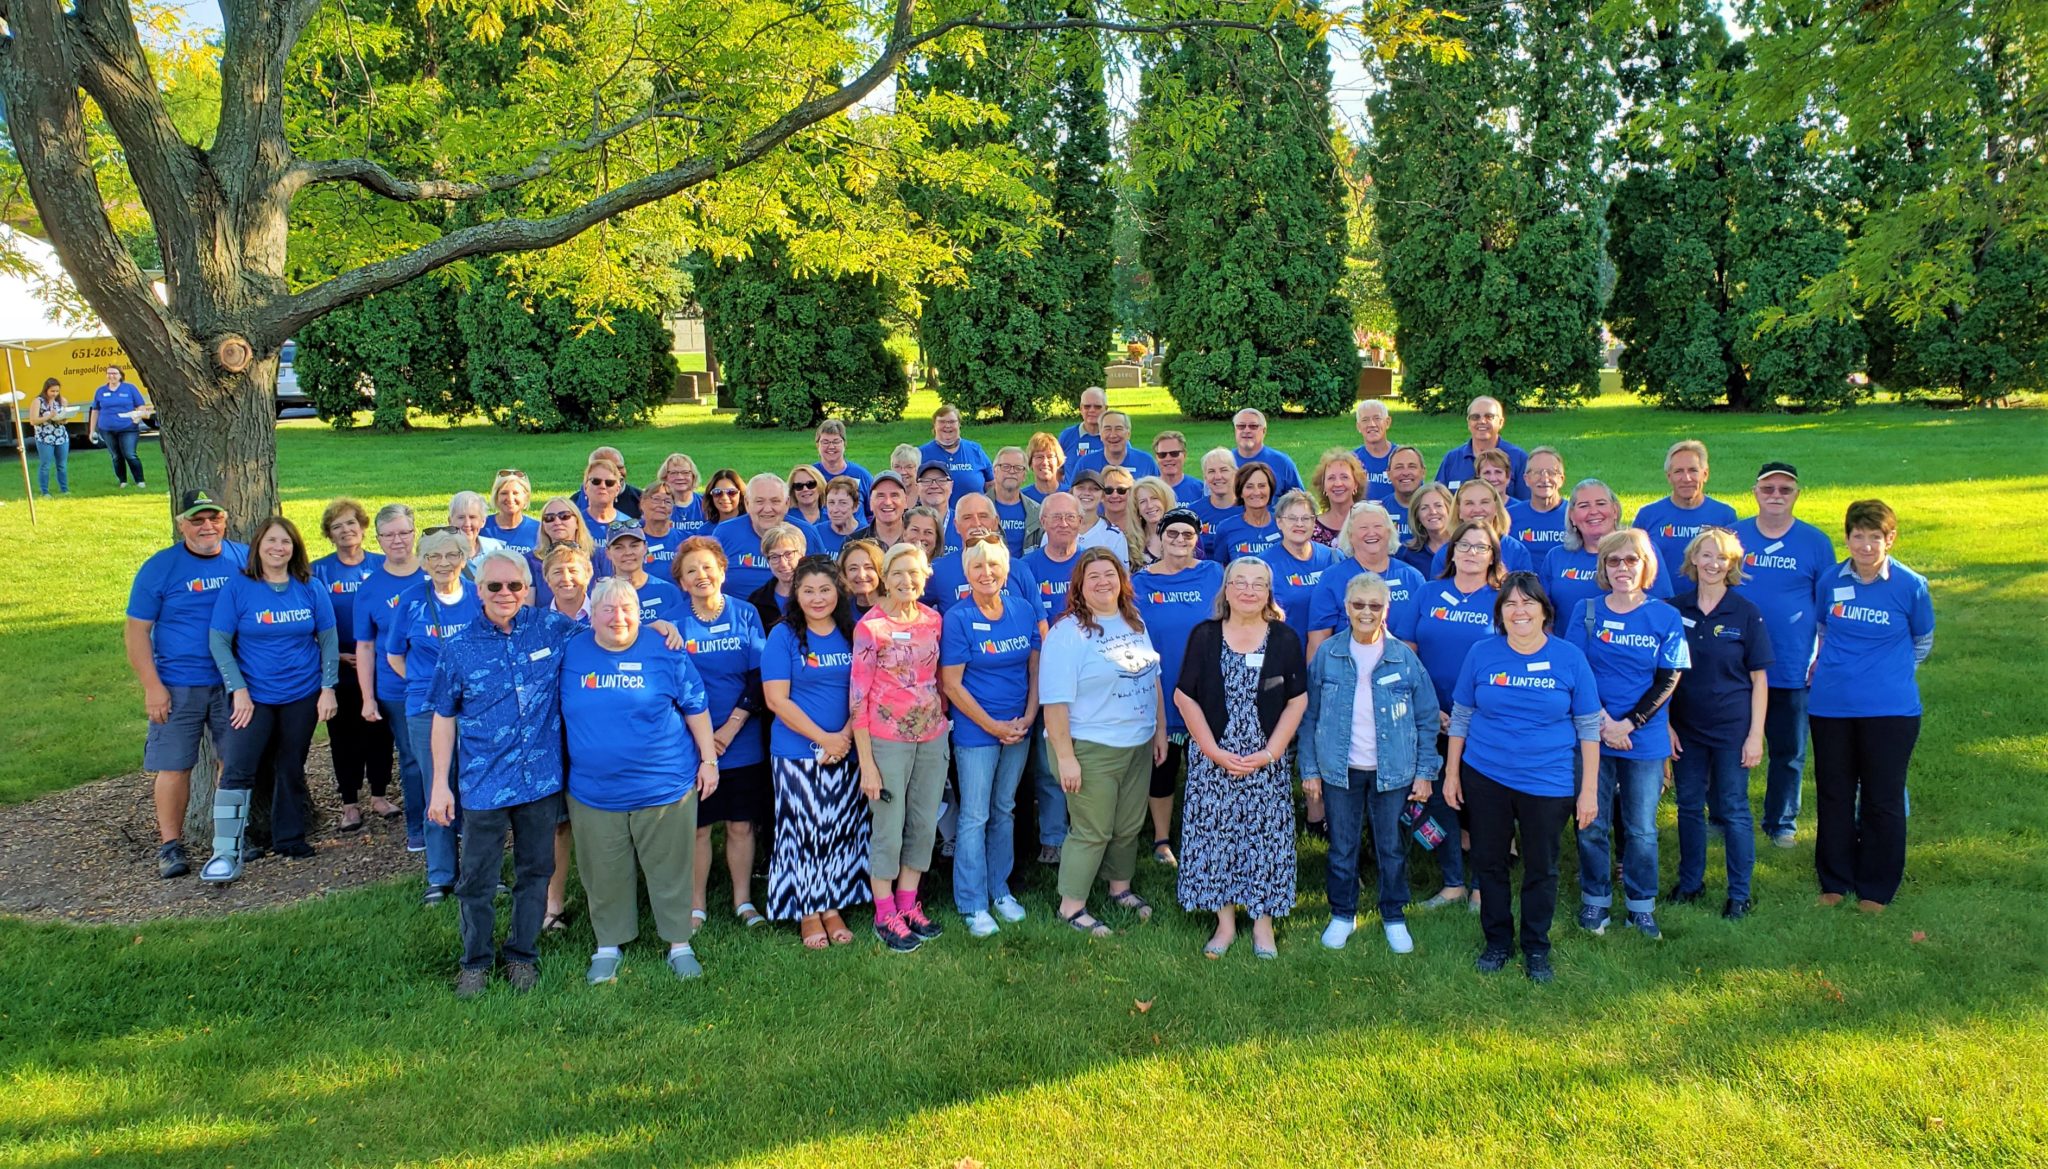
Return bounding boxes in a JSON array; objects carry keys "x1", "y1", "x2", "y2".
[{"x1": 0, "y1": 752, "x2": 419, "y2": 924}]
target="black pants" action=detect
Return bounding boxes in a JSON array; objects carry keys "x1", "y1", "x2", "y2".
[
  {"x1": 220, "y1": 693, "x2": 319, "y2": 852},
  {"x1": 328, "y1": 671, "x2": 393, "y2": 803},
  {"x1": 1149, "y1": 738, "x2": 1186, "y2": 801},
  {"x1": 1463, "y1": 763, "x2": 1575, "y2": 959},
  {"x1": 1810, "y1": 714, "x2": 1919, "y2": 905},
  {"x1": 457, "y1": 792, "x2": 564, "y2": 972}
]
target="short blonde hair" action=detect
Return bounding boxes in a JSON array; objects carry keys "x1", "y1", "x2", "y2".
[
  {"x1": 1680, "y1": 528, "x2": 1746, "y2": 587},
  {"x1": 1452, "y1": 479, "x2": 1511, "y2": 538},
  {"x1": 961, "y1": 537, "x2": 1011, "y2": 578},
  {"x1": 881, "y1": 542, "x2": 932, "y2": 580},
  {"x1": 1405, "y1": 483, "x2": 1457, "y2": 551},
  {"x1": 1595, "y1": 528, "x2": 1661, "y2": 592}
]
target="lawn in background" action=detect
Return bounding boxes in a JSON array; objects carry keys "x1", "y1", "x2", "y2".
[{"x1": 0, "y1": 392, "x2": 2044, "y2": 1168}]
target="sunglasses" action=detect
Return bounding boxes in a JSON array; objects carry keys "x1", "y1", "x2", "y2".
[
  {"x1": 496, "y1": 468, "x2": 527, "y2": 479},
  {"x1": 709, "y1": 488, "x2": 740, "y2": 498},
  {"x1": 1156, "y1": 449, "x2": 1185, "y2": 458},
  {"x1": 1102, "y1": 487, "x2": 1129, "y2": 496},
  {"x1": 963, "y1": 532, "x2": 1004, "y2": 546},
  {"x1": 587, "y1": 477, "x2": 618, "y2": 487},
  {"x1": 422, "y1": 525, "x2": 458, "y2": 536},
  {"x1": 541, "y1": 511, "x2": 577, "y2": 523},
  {"x1": 483, "y1": 580, "x2": 527, "y2": 594},
  {"x1": 791, "y1": 481, "x2": 818, "y2": 491}
]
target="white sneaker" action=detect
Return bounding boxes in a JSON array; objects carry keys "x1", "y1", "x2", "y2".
[
  {"x1": 1320, "y1": 916, "x2": 1357, "y2": 950},
  {"x1": 967, "y1": 910, "x2": 1000, "y2": 938},
  {"x1": 1384, "y1": 921, "x2": 1415, "y2": 954},
  {"x1": 992, "y1": 895, "x2": 1028, "y2": 923}
]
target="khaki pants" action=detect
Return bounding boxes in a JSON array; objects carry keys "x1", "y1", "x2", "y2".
[
  {"x1": 568, "y1": 793, "x2": 698, "y2": 947},
  {"x1": 867, "y1": 736, "x2": 948, "y2": 881},
  {"x1": 1057, "y1": 739, "x2": 1152, "y2": 903}
]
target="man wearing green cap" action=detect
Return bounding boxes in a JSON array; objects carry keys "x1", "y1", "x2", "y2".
[{"x1": 125, "y1": 490, "x2": 250, "y2": 877}]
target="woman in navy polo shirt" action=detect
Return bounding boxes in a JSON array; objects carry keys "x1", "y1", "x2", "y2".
[
  {"x1": 761, "y1": 557, "x2": 869, "y2": 947},
  {"x1": 940, "y1": 538, "x2": 1043, "y2": 937},
  {"x1": 1668, "y1": 528, "x2": 1773, "y2": 920},
  {"x1": 1133, "y1": 508, "x2": 1225, "y2": 866},
  {"x1": 1564, "y1": 528, "x2": 1690, "y2": 942},
  {"x1": 1444, "y1": 572, "x2": 1602, "y2": 982},
  {"x1": 672, "y1": 537, "x2": 774, "y2": 931},
  {"x1": 313, "y1": 497, "x2": 396, "y2": 832},
  {"x1": 1808, "y1": 500, "x2": 1934, "y2": 912},
  {"x1": 202, "y1": 517, "x2": 339, "y2": 882}
]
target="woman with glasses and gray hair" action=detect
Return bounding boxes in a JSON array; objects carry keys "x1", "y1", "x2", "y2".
[
  {"x1": 353, "y1": 504, "x2": 425, "y2": 846},
  {"x1": 1541, "y1": 479, "x2": 1673, "y2": 623},
  {"x1": 383, "y1": 527, "x2": 481, "y2": 904},
  {"x1": 445, "y1": 491, "x2": 508, "y2": 579}
]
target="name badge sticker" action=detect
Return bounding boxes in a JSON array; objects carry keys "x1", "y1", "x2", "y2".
[
  {"x1": 891, "y1": 631, "x2": 912, "y2": 642},
  {"x1": 1440, "y1": 591, "x2": 1461, "y2": 605},
  {"x1": 972, "y1": 623, "x2": 992, "y2": 631},
  {"x1": 1602, "y1": 620, "x2": 1624, "y2": 630},
  {"x1": 527, "y1": 647, "x2": 553, "y2": 661},
  {"x1": 1376, "y1": 672, "x2": 1402, "y2": 685},
  {"x1": 1764, "y1": 541, "x2": 1785, "y2": 554},
  {"x1": 1245, "y1": 653, "x2": 1265, "y2": 670},
  {"x1": 1681, "y1": 617, "x2": 1696, "y2": 628},
  {"x1": 1833, "y1": 586, "x2": 1857, "y2": 602},
  {"x1": 708, "y1": 624, "x2": 729, "y2": 633},
  {"x1": 620, "y1": 662, "x2": 641, "y2": 672},
  {"x1": 1528, "y1": 661, "x2": 1551, "y2": 672}
]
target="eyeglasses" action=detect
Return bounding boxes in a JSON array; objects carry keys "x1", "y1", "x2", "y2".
[
  {"x1": 1163, "y1": 530, "x2": 1199, "y2": 543},
  {"x1": 709, "y1": 488, "x2": 740, "y2": 498},
  {"x1": 377, "y1": 527, "x2": 415, "y2": 540},
  {"x1": 995, "y1": 463, "x2": 1027, "y2": 474},
  {"x1": 1757, "y1": 485, "x2": 1796, "y2": 496},
  {"x1": 1347, "y1": 601, "x2": 1388, "y2": 612},
  {"x1": 1604, "y1": 554, "x2": 1644, "y2": 568},
  {"x1": 1453, "y1": 541, "x2": 1493, "y2": 554},
  {"x1": 1279, "y1": 512, "x2": 1314, "y2": 524},
  {"x1": 185, "y1": 513, "x2": 226, "y2": 525},
  {"x1": 587, "y1": 477, "x2": 618, "y2": 487},
  {"x1": 540, "y1": 511, "x2": 577, "y2": 523},
  {"x1": 483, "y1": 580, "x2": 527, "y2": 594},
  {"x1": 766, "y1": 549, "x2": 803, "y2": 565},
  {"x1": 1467, "y1": 412, "x2": 1502, "y2": 422}
]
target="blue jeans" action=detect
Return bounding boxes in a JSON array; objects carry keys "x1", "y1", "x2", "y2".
[
  {"x1": 104, "y1": 428, "x2": 144, "y2": 484},
  {"x1": 1673, "y1": 743, "x2": 1756, "y2": 903},
  {"x1": 407, "y1": 714, "x2": 461, "y2": 887},
  {"x1": 383, "y1": 697, "x2": 424, "y2": 840},
  {"x1": 1577, "y1": 754, "x2": 1663, "y2": 912},
  {"x1": 1760, "y1": 687, "x2": 1808, "y2": 837},
  {"x1": 1324, "y1": 771, "x2": 1412, "y2": 922},
  {"x1": 953, "y1": 739, "x2": 1028, "y2": 914},
  {"x1": 37, "y1": 437, "x2": 68, "y2": 494},
  {"x1": 1032, "y1": 730, "x2": 1067, "y2": 847}
]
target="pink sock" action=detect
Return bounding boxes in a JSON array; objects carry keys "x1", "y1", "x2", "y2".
[{"x1": 896, "y1": 888, "x2": 918, "y2": 915}]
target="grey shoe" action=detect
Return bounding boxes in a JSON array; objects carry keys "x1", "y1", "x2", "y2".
[
  {"x1": 587, "y1": 952, "x2": 622, "y2": 985},
  {"x1": 157, "y1": 841, "x2": 190, "y2": 879},
  {"x1": 504, "y1": 961, "x2": 540, "y2": 993},
  {"x1": 1770, "y1": 832, "x2": 1798, "y2": 849},
  {"x1": 666, "y1": 946, "x2": 704, "y2": 980},
  {"x1": 454, "y1": 968, "x2": 490, "y2": 999}
]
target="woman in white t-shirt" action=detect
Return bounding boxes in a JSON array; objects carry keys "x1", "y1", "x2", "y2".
[{"x1": 1039, "y1": 548, "x2": 1168, "y2": 936}]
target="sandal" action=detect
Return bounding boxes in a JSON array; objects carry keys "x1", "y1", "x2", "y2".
[
  {"x1": 1152, "y1": 839, "x2": 1178, "y2": 867},
  {"x1": 800, "y1": 914, "x2": 829, "y2": 950},
  {"x1": 371, "y1": 797, "x2": 402, "y2": 820},
  {"x1": 542, "y1": 910, "x2": 570, "y2": 933},
  {"x1": 338, "y1": 806, "x2": 365, "y2": 833},
  {"x1": 691, "y1": 907, "x2": 709, "y2": 927},
  {"x1": 735, "y1": 902, "x2": 767, "y2": 929},
  {"x1": 1060, "y1": 907, "x2": 1112, "y2": 937},
  {"x1": 821, "y1": 910, "x2": 854, "y2": 945},
  {"x1": 1109, "y1": 889, "x2": 1154, "y2": 922}
]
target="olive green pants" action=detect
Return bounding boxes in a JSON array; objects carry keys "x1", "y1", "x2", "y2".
[
  {"x1": 1056, "y1": 739, "x2": 1153, "y2": 903},
  {"x1": 568, "y1": 792, "x2": 698, "y2": 947}
]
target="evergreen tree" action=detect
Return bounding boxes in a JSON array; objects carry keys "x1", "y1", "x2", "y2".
[
  {"x1": 1134, "y1": 17, "x2": 1359, "y2": 419},
  {"x1": 295, "y1": 277, "x2": 471, "y2": 431},
  {"x1": 696, "y1": 236, "x2": 910, "y2": 430},
  {"x1": 1367, "y1": 1, "x2": 1612, "y2": 414},
  {"x1": 906, "y1": 0, "x2": 1113, "y2": 420},
  {"x1": 455, "y1": 263, "x2": 677, "y2": 433}
]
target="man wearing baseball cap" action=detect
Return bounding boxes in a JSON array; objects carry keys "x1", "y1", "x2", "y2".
[
  {"x1": 1732, "y1": 462, "x2": 1839, "y2": 848},
  {"x1": 852, "y1": 471, "x2": 911, "y2": 547},
  {"x1": 124, "y1": 490, "x2": 251, "y2": 878}
]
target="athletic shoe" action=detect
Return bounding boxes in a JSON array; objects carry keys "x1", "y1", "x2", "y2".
[
  {"x1": 421, "y1": 884, "x2": 452, "y2": 906},
  {"x1": 1667, "y1": 885, "x2": 1705, "y2": 906},
  {"x1": 1625, "y1": 910, "x2": 1662, "y2": 940},
  {"x1": 901, "y1": 902, "x2": 943, "y2": 941},
  {"x1": 1525, "y1": 952, "x2": 1555, "y2": 983},
  {"x1": 405, "y1": 833, "x2": 426, "y2": 853},
  {"x1": 875, "y1": 913, "x2": 922, "y2": 953},
  {"x1": 454, "y1": 968, "x2": 489, "y2": 999},
  {"x1": 992, "y1": 895, "x2": 1028, "y2": 923},
  {"x1": 504, "y1": 961, "x2": 540, "y2": 993},
  {"x1": 966, "y1": 911, "x2": 1000, "y2": 938},
  {"x1": 1770, "y1": 832, "x2": 1797, "y2": 849},
  {"x1": 1383, "y1": 921, "x2": 1415, "y2": 955},
  {"x1": 157, "y1": 841, "x2": 190, "y2": 879},
  {"x1": 1474, "y1": 945, "x2": 1512, "y2": 974},
  {"x1": 1320, "y1": 916, "x2": 1357, "y2": 950},
  {"x1": 1577, "y1": 905, "x2": 1610, "y2": 936},
  {"x1": 1722, "y1": 898, "x2": 1754, "y2": 920}
]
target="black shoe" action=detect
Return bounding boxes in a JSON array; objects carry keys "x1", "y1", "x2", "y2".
[
  {"x1": 157, "y1": 841, "x2": 190, "y2": 879},
  {"x1": 504, "y1": 961, "x2": 540, "y2": 993},
  {"x1": 1667, "y1": 885, "x2": 1705, "y2": 906},
  {"x1": 1524, "y1": 952, "x2": 1555, "y2": 983},
  {"x1": 1722, "y1": 898, "x2": 1754, "y2": 920},
  {"x1": 875, "y1": 915, "x2": 923, "y2": 953},
  {"x1": 274, "y1": 841, "x2": 316, "y2": 859},
  {"x1": 422, "y1": 884, "x2": 453, "y2": 906},
  {"x1": 1304, "y1": 818, "x2": 1330, "y2": 841},
  {"x1": 901, "y1": 903, "x2": 944, "y2": 941},
  {"x1": 1474, "y1": 945, "x2": 1513, "y2": 974}
]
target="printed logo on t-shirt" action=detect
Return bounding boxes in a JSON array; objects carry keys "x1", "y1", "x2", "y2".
[
  {"x1": 732, "y1": 552, "x2": 766, "y2": 568},
  {"x1": 1488, "y1": 671, "x2": 1557, "y2": 689},
  {"x1": 1744, "y1": 551, "x2": 1800, "y2": 571},
  {"x1": 1282, "y1": 571, "x2": 1322, "y2": 588},
  {"x1": 1829, "y1": 601, "x2": 1892, "y2": 626},
  {"x1": 579, "y1": 671, "x2": 647, "y2": 690},
  {"x1": 1559, "y1": 567, "x2": 1598, "y2": 581},
  {"x1": 803, "y1": 650, "x2": 854, "y2": 668},
  {"x1": 978, "y1": 635, "x2": 1032, "y2": 655},
  {"x1": 684, "y1": 636, "x2": 745, "y2": 654},
  {"x1": 185, "y1": 575, "x2": 229, "y2": 593},
  {"x1": 1595, "y1": 628, "x2": 1662, "y2": 648},
  {"x1": 256, "y1": 607, "x2": 314, "y2": 625},
  {"x1": 1428, "y1": 606, "x2": 1491, "y2": 626},
  {"x1": 1145, "y1": 589, "x2": 1207, "y2": 604},
  {"x1": 328, "y1": 578, "x2": 364, "y2": 595}
]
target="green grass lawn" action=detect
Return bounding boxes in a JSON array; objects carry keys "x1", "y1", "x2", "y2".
[{"x1": 2, "y1": 391, "x2": 2045, "y2": 1167}]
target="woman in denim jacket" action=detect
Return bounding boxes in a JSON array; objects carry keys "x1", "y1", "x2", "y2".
[{"x1": 1297, "y1": 572, "x2": 1441, "y2": 954}]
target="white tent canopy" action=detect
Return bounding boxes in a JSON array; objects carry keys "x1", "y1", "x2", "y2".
[{"x1": 0, "y1": 224, "x2": 103, "y2": 346}]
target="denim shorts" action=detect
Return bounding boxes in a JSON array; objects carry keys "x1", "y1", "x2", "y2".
[{"x1": 142, "y1": 684, "x2": 233, "y2": 771}]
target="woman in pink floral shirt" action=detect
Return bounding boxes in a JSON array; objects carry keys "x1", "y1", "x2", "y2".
[{"x1": 851, "y1": 543, "x2": 951, "y2": 952}]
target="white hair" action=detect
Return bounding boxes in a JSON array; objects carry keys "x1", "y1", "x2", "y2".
[
  {"x1": 475, "y1": 547, "x2": 533, "y2": 585},
  {"x1": 588, "y1": 576, "x2": 641, "y2": 619},
  {"x1": 447, "y1": 490, "x2": 486, "y2": 519},
  {"x1": 1337, "y1": 501, "x2": 1394, "y2": 557}
]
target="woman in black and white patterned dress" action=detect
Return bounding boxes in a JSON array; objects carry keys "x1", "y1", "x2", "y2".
[{"x1": 1173, "y1": 558, "x2": 1308, "y2": 959}]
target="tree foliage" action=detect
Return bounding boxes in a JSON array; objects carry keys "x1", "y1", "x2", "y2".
[
  {"x1": 294, "y1": 278, "x2": 472, "y2": 431},
  {"x1": 1133, "y1": 16, "x2": 1360, "y2": 419},
  {"x1": 454, "y1": 264, "x2": 676, "y2": 433},
  {"x1": 1605, "y1": 7, "x2": 1864, "y2": 411},
  {"x1": 1369, "y1": 0, "x2": 1613, "y2": 414},
  {"x1": 905, "y1": 0, "x2": 1115, "y2": 420},
  {"x1": 696, "y1": 236, "x2": 909, "y2": 430}
]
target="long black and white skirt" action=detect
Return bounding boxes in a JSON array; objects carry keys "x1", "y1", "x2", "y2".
[{"x1": 768, "y1": 755, "x2": 873, "y2": 920}]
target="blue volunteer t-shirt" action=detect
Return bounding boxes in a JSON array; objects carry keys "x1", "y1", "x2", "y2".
[
  {"x1": 1413, "y1": 581, "x2": 1499, "y2": 709},
  {"x1": 814, "y1": 461, "x2": 874, "y2": 510},
  {"x1": 91, "y1": 383, "x2": 148, "y2": 432},
  {"x1": 669, "y1": 496, "x2": 714, "y2": 541},
  {"x1": 1507, "y1": 499, "x2": 1570, "y2": 574},
  {"x1": 311, "y1": 551, "x2": 384, "y2": 640},
  {"x1": 920, "y1": 438, "x2": 993, "y2": 499},
  {"x1": 386, "y1": 580, "x2": 482, "y2": 716},
  {"x1": 992, "y1": 497, "x2": 1031, "y2": 558},
  {"x1": 1541, "y1": 546, "x2": 1673, "y2": 627},
  {"x1": 1210, "y1": 514, "x2": 1281, "y2": 562},
  {"x1": 923, "y1": 550, "x2": 1042, "y2": 617},
  {"x1": 1429, "y1": 534, "x2": 1537, "y2": 578},
  {"x1": 1309, "y1": 558, "x2": 1425, "y2": 642},
  {"x1": 642, "y1": 527, "x2": 685, "y2": 578},
  {"x1": 353, "y1": 564, "x2": 423, "y2": 705},
  {"x1": 1134, "y1": 560, "x2": 1225, "y2": 732},
  {"x1": 1634, "y1": 495, "x2": 1740, "y2": 575},
  {"x1": 1066, "y1": 448, "x2": 1161, "y2": 488},
  {"x1": 560, "y1": 630, "x2": 709, "y2": 810},
  {"x1": 1260, "y1": 542, "x2": 1342, "y2": 639},
  {"x1": 1057, "y1": 423, "x2": 1100, "y2": 465},
  {"x1": 1354, "y1": 445, "x2": 1397, "y2": 504},
  {"x1": 940, "y1": 594, "x2": 1043, "y2": 749},
  {"x1": 622, "y1": 574, "x2": 686, "y2": 627},
  {"x1": 211, "y1": 574, "x2": 336, "y2": 704},
  {"x1": 1454, "y1": 635, "x2": 1602, "y2": 795},
  {"x1": 1669, "y1": 589, "x2": 1774, "y2": 748},
  {"x1": 1562, "y1": 596, "x2": 1692, "y2": 761},
  {"x1": 1023, "y1": 546, "x2": 1083, "y2": 626},
  {"x1": 713, "y1": 514, "x2": 820, "y2": 600},
  {"x1": 1189, "y1": 497, "x2": 1240, "y2": 557},
  {"x1": 1730, "y1": 517, "x2": 1835, "y2": 689},
  {"x1": 1234, "y1": 447, "x2": 1304, "y2": 497},
  {"x1": 1170, "y1": 477, "x2": 1207, "y2": 506},
  {"x1": 480, "y1": 516, "x2": 541, "y2": 556},
  {"x1": 679, "y1": 600, "x2": 767, "y2": 769},
  {"x1": 760, "y1": 624, "x2": 854, "y2": 759},
  {"x1": 127, "y1": 541, "x2": 252, "y2": 687},
  {"x1": 1808, "y1": 560, "x2": 1935, "y2": 719}
]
